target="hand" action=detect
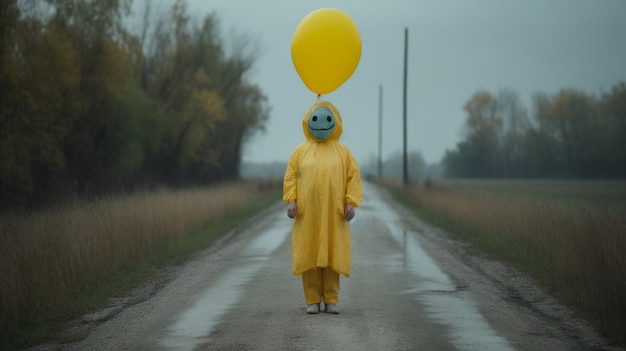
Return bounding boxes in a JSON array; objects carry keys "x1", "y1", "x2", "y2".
[
  {"x1": 345, "y1": 204, "x2": 355, "y2": 222},
  {"x1": 287, "y1": 202, "x2": 297, "y2": 219}
]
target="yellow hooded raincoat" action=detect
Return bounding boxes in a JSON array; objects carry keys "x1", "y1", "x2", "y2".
[{"x1": 283, "y1": 101, "x2": 363, "y2": 277}]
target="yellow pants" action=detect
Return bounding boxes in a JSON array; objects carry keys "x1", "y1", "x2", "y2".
[{"x1": 301, "y1": 267, "x2": 340, "y2": 305}]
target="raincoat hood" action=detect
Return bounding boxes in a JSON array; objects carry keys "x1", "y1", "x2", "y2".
[{"x1": 302, "y1": 101, "x2": 344, "y2": 142}]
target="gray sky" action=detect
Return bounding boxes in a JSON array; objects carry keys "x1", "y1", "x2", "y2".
[{"x1": 145, "y1": 1, "x2": 626, "y2": 165}]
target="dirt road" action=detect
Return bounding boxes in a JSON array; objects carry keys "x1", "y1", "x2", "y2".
[{"x1": 43, "y1": 182, "x2": 617, "y2": 350}]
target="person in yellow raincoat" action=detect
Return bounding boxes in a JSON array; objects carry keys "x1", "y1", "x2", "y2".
[{"x1": 283, "y1": 100, "x2": 363, "y2": 314}]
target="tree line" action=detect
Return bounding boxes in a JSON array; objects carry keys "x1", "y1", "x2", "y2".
[
  {"x1": 0, "y1": 0, "x2": 269, "y2": 207},
  {"x1": 443, "y1": 83, "x2": 626, "y2": 178}
]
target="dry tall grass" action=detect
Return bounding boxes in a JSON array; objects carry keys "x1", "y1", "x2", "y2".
[
  {"x1": 0, "y1": 180, "x2": 280, "y2": 339},
  {"x1": 390, "y1": 179, "x2": 626, "y2": 343}
]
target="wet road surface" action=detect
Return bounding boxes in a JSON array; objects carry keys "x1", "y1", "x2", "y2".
[{"x1": 59, "y1": 182, "x2": 614, "y2": 351}]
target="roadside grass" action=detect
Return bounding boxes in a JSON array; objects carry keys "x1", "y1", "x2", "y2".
[
  {"x1": 0, "y1": 179, "x2": 282, "y2": 350},
  {"x1": 377, "y1": 178, "x2": 626, "y2": 346}
]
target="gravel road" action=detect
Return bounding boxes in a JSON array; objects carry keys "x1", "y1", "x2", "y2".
[{"x1": 35, "y1": 182, "x2": 620, "y2": 351}]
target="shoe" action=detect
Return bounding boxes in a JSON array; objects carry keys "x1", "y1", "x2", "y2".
[
  {"x1": 306, "y1": 303, "x2": 320, "y2": 314},
  {"x1": 325, "y1": 304, "x2": 339, "y2": 314}
]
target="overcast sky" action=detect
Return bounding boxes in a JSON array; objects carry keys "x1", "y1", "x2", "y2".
[{"x1": 136, "y1": 1, "x2": 626, "y2": 165}]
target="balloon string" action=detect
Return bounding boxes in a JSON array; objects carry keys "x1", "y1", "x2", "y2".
[{"x1": 316, "y1": 94, "x2": 321, "y2": 104}]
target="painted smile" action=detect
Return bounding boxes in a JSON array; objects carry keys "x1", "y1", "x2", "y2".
[{"x1": 311, "y1": 124, "x2": 335, "y2": 131}]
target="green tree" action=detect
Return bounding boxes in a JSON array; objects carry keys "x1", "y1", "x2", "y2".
[
  {"x1": 1, "y1": 0, "x2": 83, "y2": 201},
  {"x1": 39, "y1": 0, "x2": 134, "y2": 192},
  {"x1": 525, "y1": 92, "x2": 565, "y2": 176},
  {"x1": 211, "y1": 59, "x2": 270, "y2": 180},
  {"x1": 139, "y1": 1, "x2": 268, "y2": 184},
  {"x1": 598, "y1": 83, "x2": 626, "y2": 176},
  {"x1": 547, "y1": 89, "x2": 596, "y2": 176},
  {"x1": 497, "y1": 89, "x2": 529, "y2": 176},
  {"x1": 451, "y1": 90, "x2": 503, "y2": 177},
  {"x1": 141, "y1": 2, "x2": 227, "y2": 183},
  {"x1": 104, "y1": 80, "x2": 165, "y2": 181},
  {"x1": 0, "y1": 0, "x2": 270, "y2": 205}
]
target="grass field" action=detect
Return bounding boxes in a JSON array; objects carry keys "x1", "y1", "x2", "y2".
[
  {"x1": 0, "y1": 179, "x2": 282, "y2": 350},
  {"x1": 380, "y1": 178, "x2": 626, "y2": 346}
]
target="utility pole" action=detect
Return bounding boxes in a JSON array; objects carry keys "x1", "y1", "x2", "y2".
[
  {"x1": 402, "y1": 27, "x2": 409, "y2": 186},
  {"x1": 378, "y1": 85, "x2": 383, "y2": 178}
]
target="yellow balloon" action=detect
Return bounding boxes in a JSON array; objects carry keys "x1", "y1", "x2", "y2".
[{"x1": 291, "y1": 8, "x2": 361, "y2": 95}]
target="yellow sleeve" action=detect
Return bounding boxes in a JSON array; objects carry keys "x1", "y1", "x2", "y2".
[
  {"x1": 283, "y1": 147, "x2": 299, "y2": 204},
  {"x1": 344, "y1": 149, "x2": 363, "y2": 207}
]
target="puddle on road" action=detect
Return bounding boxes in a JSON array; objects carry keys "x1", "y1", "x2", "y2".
[
  {"x1": 160, "y1": 217, "x2": 291, "y2": 350},
  {"x1": 383, "y1": 231, "x2": 514, "y2": 351},
  {"x1": 364, "y1": 184, "x2": 515, "y2": 351}
]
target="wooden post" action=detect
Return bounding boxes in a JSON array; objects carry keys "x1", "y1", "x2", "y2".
[
  {"x1": 378, "y1": 84, "x2": 383, "y2": 178},
  {"x1": 403, "y1": 27, "x2": 409, "y2": 186}
]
